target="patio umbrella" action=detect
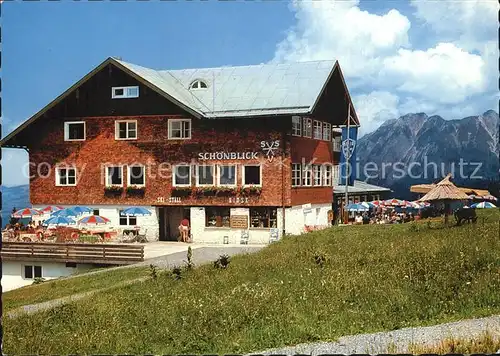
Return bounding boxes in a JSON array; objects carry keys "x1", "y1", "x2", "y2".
[
  {"x1": 78, "y1": 215, "x2": 110, "y2": 225},
  {"x1": 359, "y1": 202, "x2": 371, "y2": 209},
  {"x1": 70, "y1": 206, "x2": 93, "y2": 215},
  {"x1": 418, "y1": 174, "x2": 470, "y2": 224},
  {"x1": 11, "y1": 208, "x2": 42, "y2": 218},
  {"x1": 471, "y1": 201, "x2": 497, "y2": 209},
  {"x1": 120, "y1": 207, "x2": 152, "y2": 216},
  {"x1": 41, "y1": 206, "x2": 64, "y2": 214},
  {"x1": 369, "y1": 200, "x2": 384, "y2": 208},
  {"x1": 384, "y1": 198, "x2": 404, "y2": 206},
  {"x1": 52, "y1": 208, "x2": 79, "y2": 218},
  {"x1": 345, "y1": 203, "x2": 369, "y2": 212},
  {"x1": 44, "y1": 216, "x2": 76, "y2": 226}
]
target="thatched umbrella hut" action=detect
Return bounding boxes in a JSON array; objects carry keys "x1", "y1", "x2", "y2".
[{"x1": 418, "y1": 174, "x2": 470, "y2": 224}]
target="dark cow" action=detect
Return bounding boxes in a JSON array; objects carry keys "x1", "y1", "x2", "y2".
[{"x1": 454, "y1": 208, "x2": 477, "y2": 226}]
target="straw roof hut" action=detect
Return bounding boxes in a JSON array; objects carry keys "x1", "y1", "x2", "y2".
[{"x1": 419, "y1": 174, "x2": 469, "y2": 223}]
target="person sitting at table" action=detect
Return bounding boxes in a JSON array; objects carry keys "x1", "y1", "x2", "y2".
[{"x1": 354, "y1": 214, "x2": 363, "y2": 225}]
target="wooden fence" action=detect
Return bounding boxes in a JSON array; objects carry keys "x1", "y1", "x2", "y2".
[{"x1": 1, "y1": 242, "x2": 144, "y2": 265}]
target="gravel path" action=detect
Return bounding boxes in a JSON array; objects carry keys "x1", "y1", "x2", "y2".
[
  {"x1": 6, "y1": 246, "x2": 264, "y2": 318},
  {"x1": 257, "y1": 315, "x2": 500, "y2": 354}
]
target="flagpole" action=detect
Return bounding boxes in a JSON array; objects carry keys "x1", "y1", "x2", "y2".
[{"x1": 344, "y1": 102, "x2": 351, "y2": 223}]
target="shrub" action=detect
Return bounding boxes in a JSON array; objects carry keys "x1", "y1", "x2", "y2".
[
  {"x1": 184, "y1": 246, "x2": 194, "y2": 270},
  {"x1": 32, "y1": 277, "x2": 46, "y2": 285},
  {"x1": 104, "y1": 186, "x2": 123, "y2": 197},
  {"x1": 78, "y1": 235, "x2": 99, "y2": 243},
  {"x1": 313, "y1": 252, "x2": 327, "y2": 268},
  {"x1": 171, "y1": 267, "x2": 182, "y2": 280},
  {"x1": 149, "y1": 264, "x2": 158, "y2": 280},
  {"x1": 126, "y1": 185, "x2": 145, "y2": 197},
  {"x1": 213, "y1": 254, "x2": 231, "y2": 269},
  {"x1": 239, "y1": 185, "x2": 262, "y2": 197},
  {"x1": 216, "y1": 187, "x2": 237, "y2": 197}
]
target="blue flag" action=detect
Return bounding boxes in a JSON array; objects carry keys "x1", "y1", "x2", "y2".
[{"x1": 339, "y1": 126, "x2": 358, "y2": 186}]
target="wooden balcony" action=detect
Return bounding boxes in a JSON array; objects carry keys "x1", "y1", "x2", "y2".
[{"x1": 1, "y1": 242, "x2": 144, "y2": 265}]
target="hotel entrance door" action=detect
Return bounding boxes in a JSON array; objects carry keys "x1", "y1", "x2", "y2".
[{"x1": 158, "y1": 207, "x2": 191, "y2": 241}]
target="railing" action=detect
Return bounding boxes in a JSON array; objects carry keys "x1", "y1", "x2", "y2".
[{"x1": 1, "y1": 242, "x2": 144, "y2": 265}]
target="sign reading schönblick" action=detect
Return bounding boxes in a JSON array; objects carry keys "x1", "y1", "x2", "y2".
[{"x1": 198, "y1": 152, "x2": 259, "y2": 160}]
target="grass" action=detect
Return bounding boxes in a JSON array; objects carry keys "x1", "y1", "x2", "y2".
[
  {"x1": 3, "y1": 266, "x2": 148, "y2": 312},
  {"x1": 3, "y1": 209, "x2": 500, "y2": 354},
  {"x1": 408, "y1": 331, "x2": 500, "y2": 353}
]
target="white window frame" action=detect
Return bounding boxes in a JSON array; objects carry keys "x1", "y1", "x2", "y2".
[
  {"x1": 115, "y1": 120, "x2": 138, "y2": 140},
  {"x1": 292, "y1": 116, "x2": 302, "y2": 136},
  {"x1": 119, "y1": 209, "x2": 137, "y2": 226},
  {"x1": 302, "y1": 164, "x2": 312, "y2": 186},
  {"x1": 196, "y1": 164, "x2": 215, "y2": 187},
  {"x1": 333, "y1": 164, "x2": 340, "y2": 185},
  {"x1": 323, "y1": 164, "x2": 332, "y2": 186},
  {"x1": 292, "y1": 163, "x2": 301, "y2": 187},
  {"x1": 189, "y1": 80, "x2": 208, "y2": 90},
  {"x1": 22, "y1": 265, "x2": 42, "y2": 280},
  {"x1": 313, "y1": 120, "x2": 322, "y2": 140},
  {"x1": 64, "y1": 121, "x2": 86, "y2": 142},
  {"x1": 105, "y1": 165, "x2": 124, "y2": 187},
  {"x1": 168, "y1": 119, "x2": 192, "y2": 140},
  {"x1": 173, "y1": 165, "x2": 191, "y2": 187},
  {"x1": 111, "y1": 86, "x2": 139, "y2": 99},
  {"x1": 333, "y1": 136, "x2": 342, "y2": 152},
  {"x1": 323, "y1": 122, "x2": 331, "y2": 141},
  {"x1": 303, "y1": 117, "x2": 312, "y2": 138},
  {"x1": 313, "y1": 164, "x2": 322, "y2": 186},
  {"x1": 242, "y1": 164, "x2": 262, "y2": 187},
  {"x1": 217, "y1": 165, "x2": 237, "y2": 187},
  {"x1": 127, "y1": 165, "x2": 146, "y2": 187},
  {"x1": 55, "y1": 166, "x2": 77, "y2": 187}
]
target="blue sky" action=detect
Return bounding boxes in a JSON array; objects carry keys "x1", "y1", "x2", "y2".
[{"x1": 1, "y1": 0, "x2": 497, "y2": 187}]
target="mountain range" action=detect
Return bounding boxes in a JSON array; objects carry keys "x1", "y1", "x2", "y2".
[
  {"x1": 356, "y1": 109, "x2": 499, "y2": 199},
  {"x1": 1, "y1": 110, "x2": 499, "y2": 215}
]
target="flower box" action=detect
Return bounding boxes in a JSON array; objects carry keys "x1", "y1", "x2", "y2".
[
  {"x1": 104, "y1": 186, "x2": 123, "y2": 197},
  {"x1": 193, "y1": 187, "x2": 218, "y2": 198},
  {"x1": 126, "y1": 186, "x2": 145, "y2": 197},
  {"x1": 171, "y1": 186, "x2": 193, "y2": 197},
  {"x1": 240, "y1": 186, "x2": 262, "y2": 197},
  {"x1": 216, "y1": 187, "x2": 238, "y2": 197}
]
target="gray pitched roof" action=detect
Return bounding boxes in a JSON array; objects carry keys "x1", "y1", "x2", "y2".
[
  {"x1": 333, "y1": 180, "x2": 392, "y2": 194},
  {"x1": 116, "y1": 59, "x2": 336, "y2": 118}
]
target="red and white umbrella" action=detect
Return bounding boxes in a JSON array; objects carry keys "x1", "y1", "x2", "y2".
[
  {"x1": 11, "y1": 208, "x2": 42, "y2": 218},
  {"x1": 41, "y1": 206, "x2": 64, "y2": 214},
  {"x1": 78, "y1": 215, "x2": 110, "y2": 225},
  {"x1": 384, "y1": 198, "x2": 404, "y2": 206},
  {"x1": 369, "y1": 200, "x2": 385, "y2": 207}
]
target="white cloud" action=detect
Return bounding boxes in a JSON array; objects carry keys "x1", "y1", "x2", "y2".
[
  {"x1": 352, "y1": 91, "x2": 400, "y2": 136},
  {"x1": 273, "y1": 0, "x2": 497, "y2": 133}
]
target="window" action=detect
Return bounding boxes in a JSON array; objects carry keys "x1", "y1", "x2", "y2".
[
  {"x1": 323, "y1": 164, "x2": 332, "y2": 186},
  {"x1": 106, "y1": 166, "x2": 123, "y2": 186},
  {"x1": 64, "y1": 122, "x2": 85, "y2": 141},
  {"x1": 116, "y1": 120, "x2": 137, "y2": 140},
  {"x1": 303, "y1": 118, "x2": 312, "y2": 138},
  {"x1": 292, "y1": 163, "x2": 301, "y2": 187},
  {"x1": 313, "y1": 165, "x2": 322, "y2": 186},
  {"x1": 93, "y1": 209, "x2": 100, "y2": 216},
  {"x1": 218, "y1": 165, "x2": 236, "y2": 186},
  {"x1": 112, "y1": 86, "x2": 139, "y2": 99},
  {"x1": 173, "y1": 165, "x2": 191, "y2": 186},
  {"x1": 205, "y1": 207, "x2": 230, "y2": 227},
  {"x1": 292, "y1": 116, "x2": 302, "y2": 136},
  {"x1": 56, "y1": 167, "x2": 77, "y2": 186},
  {"x1": 333, "y1": 136, "x2": 342, "y2": 152},
  {"x1": 119, "y1": 209, "x2": 137, "y2": 226},
  {"x1": 333, "y1": 165, "x2": 340, "y2": 184},
  {"x1": 250, "y1": 207, "x2": 277, "y2": 228},
  {"x1": 243, "y1": 165, "x2": 261, "y2": 186},
  {"x1": 189, "y1": 80, "x2": 208, "y2": 90},
  {"x1": 23, "y1": 265, "x2": 42, "y2": 279},
  {"x1": 128, "y1": 165, "x2": 145, "y2": 186},
  {"x1": 197, "y1": 165, "x2": 214, "y2": 186},
  {"x1": 323, "y1": 122, "x2": 331, "y2": 141},
  {"x1": 302, "y1": 164, "x2": 312, "y2": 186},
  {"x1": 168, "y1": 119, "x2": 191, "y2": 139},
  {"x1": 313, "y1": 120, "x2": 322, "y2": 140}
]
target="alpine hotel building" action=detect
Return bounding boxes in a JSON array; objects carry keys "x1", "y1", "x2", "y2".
[{"x1": 1, "y1": 57, "x2": 360, "y2": 244}]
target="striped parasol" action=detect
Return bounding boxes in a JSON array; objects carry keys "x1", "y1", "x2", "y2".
[
  {"x1": 384, "y1": 198, "x2": 404, "y2": 206},
  {"x1": 41, "y1": 206, "x2": 64, "y2": 213},
  {"x1": 78, "y1": 215, "x2": 111, "y2": 225},
  {"x1": 11, "y1": 208, "x2": 42, "y2": 218}
]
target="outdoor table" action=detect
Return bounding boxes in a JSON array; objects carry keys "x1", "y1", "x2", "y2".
[{"x1": 122, "y1": 227, "x2": 140, "y2": 236}]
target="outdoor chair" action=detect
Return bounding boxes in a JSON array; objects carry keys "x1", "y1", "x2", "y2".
[
  {"x1": 240, "y1": 230, "x2": 249, "y2": 244},
  {"x1": 135, "y1": 229, "x2": 148, "y2": 243}
]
